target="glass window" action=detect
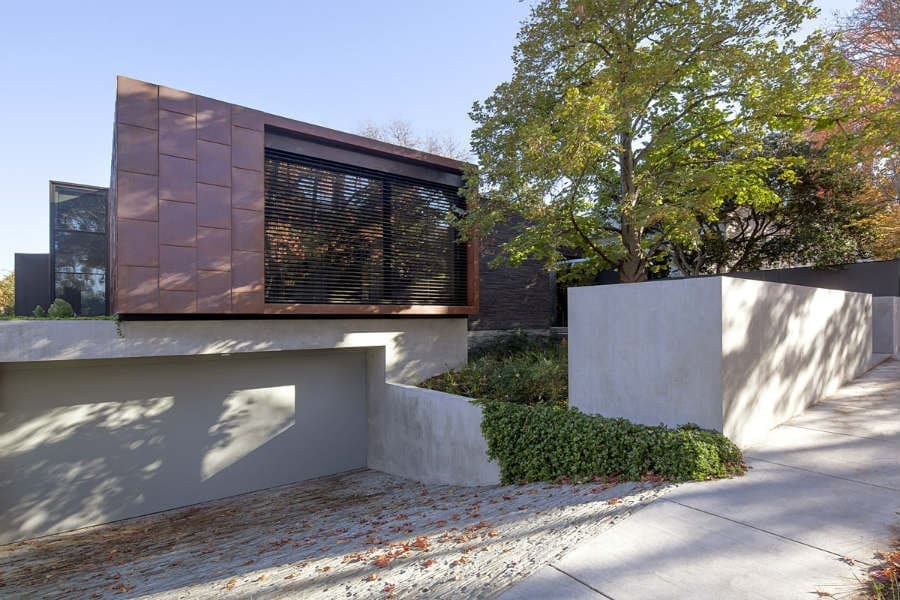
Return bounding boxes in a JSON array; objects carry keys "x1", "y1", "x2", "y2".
[
  {"x1": 50, "y1": 182, "x2": 109, "y2": 316},
  {"x1": 264, "y1": 149, "x2": 467, "y2": 306},
  {"x1": 54, "y1": 186, "x2": 107, "y2": 232},
  {"x1": 53, "y1": 231, "x2": 107, "y2": 274},
  {"x1": 55, "y1": 272, "x2": 107, "y2": 317}
]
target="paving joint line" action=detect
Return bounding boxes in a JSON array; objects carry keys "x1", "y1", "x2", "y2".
[
  {"x1": 661, "y1": 497, "x2": 875, "y2": 567},
  {"x1": 744, "y1": 456, "x2": 899, "y2": 493},
  {"x1": 781, "y1": 423, "x2": 886, "y2": 441},
  {"x1": 549, "y1": 564, "x2": 615, "y2": 599}
]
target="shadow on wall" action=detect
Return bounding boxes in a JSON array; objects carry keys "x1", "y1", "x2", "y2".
[
  {"x1": 721, "y1": 280, "x2": 871, "y2": 446},
  {"x1": 0, "y1": 349, "x2": 368, "y2": 543}
]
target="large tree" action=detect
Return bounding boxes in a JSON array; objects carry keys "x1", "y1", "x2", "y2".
[
  {"x1": 459, "y1": 0, "x2": 846, "y2": 282},
  {"x1": 832, "y1": 0, "x2": 900, "y2": 258},
  {"x1": 669, "y1": 137, "x2": 881, "y2": 275}
]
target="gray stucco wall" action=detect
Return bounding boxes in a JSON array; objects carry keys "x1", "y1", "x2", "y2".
[
  {"x1": 0, "y1": 350, "x2": 368, "y2": 543},
  {"x1": 369, "y1": 384, "x2": 499, "y2": 486},
  {"x1": 569, "y1": 277, "x2": 872, "y2": 448},
  {"x1": 873, "y1": 297, "x2": 900, "y2": 356}
]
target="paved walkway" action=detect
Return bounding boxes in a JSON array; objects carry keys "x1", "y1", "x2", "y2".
[
  {"x1": 502, "y1": 358, "x2": 900, "y2": 600},
  {"x1": 0, "y1": 470, "x2": 666, "y2": 599}
]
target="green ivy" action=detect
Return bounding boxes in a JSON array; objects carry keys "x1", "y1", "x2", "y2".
[{"x1": 480, "y1": 401, "x2": 744, "y2": 484}]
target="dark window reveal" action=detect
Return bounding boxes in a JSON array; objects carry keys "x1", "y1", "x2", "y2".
[
  {"x1": 264, "y1": 148, "x2": 467, "y2": 306},
  {"x1": 50, "y1": 182, "x2": 109, "y2": 315}
]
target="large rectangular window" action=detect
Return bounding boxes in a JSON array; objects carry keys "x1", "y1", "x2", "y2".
[
  {"x1": 50, "y1": 182, "x2": 109, "y2": 316},
  {"x1": 264, "y1": 148, "x2": 468, "y2": 306}
]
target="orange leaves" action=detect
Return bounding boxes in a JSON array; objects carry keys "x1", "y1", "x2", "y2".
[
  {"x1": 224, "y1": 578, "x2": 237, "y2": 590},
  {"x1": 421, "y1": 559, "x2": 437, "y2": 568},
  {"x1": 607, "y1": 498, "x2": 620, "y2": 505},
  {"x1": 411, "y1": 536, "x2": 431, "y2": 551}
]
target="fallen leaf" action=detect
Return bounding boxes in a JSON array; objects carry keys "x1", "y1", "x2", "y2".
[
  {"x1": 421, "y1": 559, "x2": 437, "y2": 568},
  {"x1": 373, "y1": 555, "x2": 392, "y2": 568},
  {"x1": 608, "y1": 498, "x2": 620, "y2": 505},
  {"x1": 224, "y1": 578, "x2": 237, "y2": 590}
]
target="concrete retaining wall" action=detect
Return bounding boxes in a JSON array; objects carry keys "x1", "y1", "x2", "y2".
[
  {"x1": 369, "y1": 384, "x2": 499, "y2": 486},
  {"x1": 0, "y1": 350, "x2": 368, "y2": 543},
  {"x1": 0, "y1": 317, "x2": 470, "y2": 542},
  {"x1": 569, "y1": 277, "x2": 872, "y2": 448},
  {"x1": 720, "y1": 278, "x2": 871, "y2": 446},
  {"x1": 873, "y1": 297, "x2": 900, "y2": 356}
]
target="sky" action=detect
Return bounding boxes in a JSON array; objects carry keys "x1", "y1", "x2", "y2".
[{"x1": 0, "y1": 0, "x2": 852, "y2": 273}]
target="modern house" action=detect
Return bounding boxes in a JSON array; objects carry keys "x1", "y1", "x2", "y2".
[{"x1": 0, "y1": 77, "x2": 496, "y2": 544}]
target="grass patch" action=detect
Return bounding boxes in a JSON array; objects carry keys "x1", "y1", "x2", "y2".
[
  {"x1": 421, "y1": 332, "x2": 567, "y2": 407},
  {"x1": 865, "y1": 539, "x2": 899, "y2": 600}
]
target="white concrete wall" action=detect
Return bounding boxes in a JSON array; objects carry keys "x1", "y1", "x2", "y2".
[
  {"x1": 369, "y1": 384, "x2": 500, "y2": 486},
  {"x1": 0, "y1": 317, "x2": 470, "y2": 542},
  {"x1": 0, "y1": 317, "x2": 467, "y2": 385},
  {"x1": 0, "y1": 350, "x2": 368, "y2": 543},
  {"x1": 873, "y1": 297, "x2": 900, "y2": 356},
  {"x1": 569, "y1": 277, "x2": 872, "y2": 448},
  {"x1": 720, "y1": 278, "x2": 871, "y2": 446},
  {"x1": 569, "y1": 277, "x2": 725, "y2": 432}
]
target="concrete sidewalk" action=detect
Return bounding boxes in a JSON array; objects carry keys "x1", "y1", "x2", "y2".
[{"x1": 501, "y1": 359, "x2": 900, "y2": 600}]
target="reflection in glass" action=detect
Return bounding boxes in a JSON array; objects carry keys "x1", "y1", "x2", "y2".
[
  {"x1": 55, "y1": 273, "x2": 107, "y2": 317},
  {"x1": 54, "y1": 187, "x2": 107, "y2": 232},
  {"x1": 54, "y1": 231, "x2": 107, "y2": 274},
  {"x1": 50, "y1": 182, "x2": 109, "y2": 316}
]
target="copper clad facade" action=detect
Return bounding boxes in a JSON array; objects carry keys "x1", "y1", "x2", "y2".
[{"x1": 110, "y1": 76, "x2": 476, "y2": 316}]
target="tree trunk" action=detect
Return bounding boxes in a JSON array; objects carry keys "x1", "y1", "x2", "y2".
[
  {"x1": 618, "y1": 132, "x2": 647, "y2": 283},
  {"x1": 619, "y1": 221, "x2": 648, "y2": 282}
]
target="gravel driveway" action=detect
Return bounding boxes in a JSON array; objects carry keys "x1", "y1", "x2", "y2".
[{"x1": 0, "y1": 470, "x2": 668, "y2": 599}]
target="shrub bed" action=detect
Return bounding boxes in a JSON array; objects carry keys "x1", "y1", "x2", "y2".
[
  {"x1": 421, "y1": 333, "x2": 567, "y2": 407},
  {"x1": 480, "y1": 401, "x2": 744, "y2": 483}
]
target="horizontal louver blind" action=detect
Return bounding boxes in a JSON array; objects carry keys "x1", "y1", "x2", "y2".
[{"x1": 265, "y1": 148, "x2": 468, "y2": 306}]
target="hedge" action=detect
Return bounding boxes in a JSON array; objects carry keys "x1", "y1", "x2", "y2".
[{"x1": 480, "y1": 401, "x2": 744, "y2": 483}]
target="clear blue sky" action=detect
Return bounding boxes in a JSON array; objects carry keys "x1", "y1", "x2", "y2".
[{"x1": 0, "y1": 0, "x2": 850, "y2": 272}]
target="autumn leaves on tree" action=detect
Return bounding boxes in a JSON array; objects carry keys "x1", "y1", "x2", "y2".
[{"x1": 458, "y1": 0, "x2": 899, "y2": 283}]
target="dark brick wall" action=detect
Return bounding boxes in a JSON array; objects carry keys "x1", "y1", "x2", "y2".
[{"x1": 469, "y1": 222, "x2": 553, "y2": 331}]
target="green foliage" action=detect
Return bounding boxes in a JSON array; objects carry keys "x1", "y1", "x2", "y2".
[
  {"x1": 0, "y1": 271, "x2": 13, "y2": 316},
  {"x1": 457, "y1": 0, "x2": 849, "y2": 282},
  {"x1": 47, "y1": 299, "x2": 75, "y2": 319},
  {"x1": 421, "y1": 333, "x2": 567, "y2": 407},
  {"x1": 480, "y1": 402, "x2": 744, "y2": 484},
  {"x1": 32, "y1": 305, "x2": 46, "y2": 318},
  {"x1": 669, "y1": 137, "x2": 882, "y2": 274}
]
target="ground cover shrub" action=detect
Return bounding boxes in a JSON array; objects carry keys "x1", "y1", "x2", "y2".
[
  {"x1": 480, "y1": 401, "x2": 745, "y2": 483},
  {"x1": 47, "y1": 299, "x2": 75, "y2": 318},
  {"x1": 420, "y1": 332, "x2": 567, "y2": 407}
]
